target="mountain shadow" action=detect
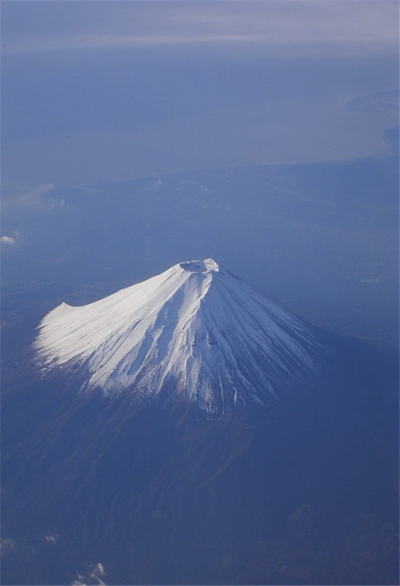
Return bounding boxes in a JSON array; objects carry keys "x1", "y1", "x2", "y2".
[{"x1": 1, "y1": 325, "x2": 398, "y2": 585}]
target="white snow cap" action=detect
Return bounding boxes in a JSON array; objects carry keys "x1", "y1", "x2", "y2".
[{"x1": 34, "y1": 259, "x2": 320, "y2": 415}]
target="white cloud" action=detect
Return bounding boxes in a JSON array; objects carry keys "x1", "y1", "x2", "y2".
[
  {"x1": 1, "y1": 236, "x2": 15, "y2": 245},
  {"x1": 71, "y1": 562, "x2": 106, "y2": 586},
  {"x1": 44, "y1": 529, "x2": 59, "y2": 544},
  {"x1": 90, "y1": 562, "x2": 106, "y2": 583}
]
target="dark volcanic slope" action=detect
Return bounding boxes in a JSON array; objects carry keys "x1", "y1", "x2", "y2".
[{"x1": 1, "y1": 332, "x2": 398, "y2": 585}]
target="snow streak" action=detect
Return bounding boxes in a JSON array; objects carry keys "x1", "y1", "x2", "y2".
[{"x1": 34, "y1": 259, "x2": 321, "y2": 415}]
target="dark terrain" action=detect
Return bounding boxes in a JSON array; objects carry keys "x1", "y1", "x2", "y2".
[{"x1": 1, "y1": 324, "x2": 398, "y2": 585}]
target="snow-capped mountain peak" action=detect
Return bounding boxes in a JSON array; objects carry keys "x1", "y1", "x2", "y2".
[{"x1": 34, "y1": 259, "x2": 321, "y2": 415}]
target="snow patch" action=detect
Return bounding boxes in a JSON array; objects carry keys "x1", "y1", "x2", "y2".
[{"x1": 34, "y1": 259, "x2": 321, "y2": 415}]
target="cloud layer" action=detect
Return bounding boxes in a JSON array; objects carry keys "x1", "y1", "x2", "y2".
[{"x1": 3, "y1": 2, "x2": 398, "y2": 55}]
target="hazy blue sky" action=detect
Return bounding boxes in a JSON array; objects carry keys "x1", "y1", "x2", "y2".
[{"x1": 2, "y1": 1, "x2": 399, "y2": 189}]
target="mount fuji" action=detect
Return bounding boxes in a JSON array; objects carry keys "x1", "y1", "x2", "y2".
[
  {"x1": 34, "y1": 259, "x2": 321, "y2": 416},
  {"x1": 2, "y1": 260, "x2": 398, "y2": 586}
]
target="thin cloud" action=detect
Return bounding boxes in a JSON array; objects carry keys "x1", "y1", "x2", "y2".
[
  {"x1": 0, "y1": 537, "x2": 17, "y2": 555},
  {"x1": 2, "y1": 2, "x2": 398, "y2": 56},
  {"x1": 2, "y1": 33, "x2": 258, "y2": 54},
  {"x1": 347, "y1": 89, "x2": 400, "y2": 113},
  {"x1": 1, "y1": 183, "x2": 65, "y2": 211},
  {"x1": 361, "y1": 276, "x2": 382, "y2": 284}
]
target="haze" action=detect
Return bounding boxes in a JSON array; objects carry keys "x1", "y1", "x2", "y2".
[{"x1": 2, "y1": 1, "x2": 398, "y2": 188}]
